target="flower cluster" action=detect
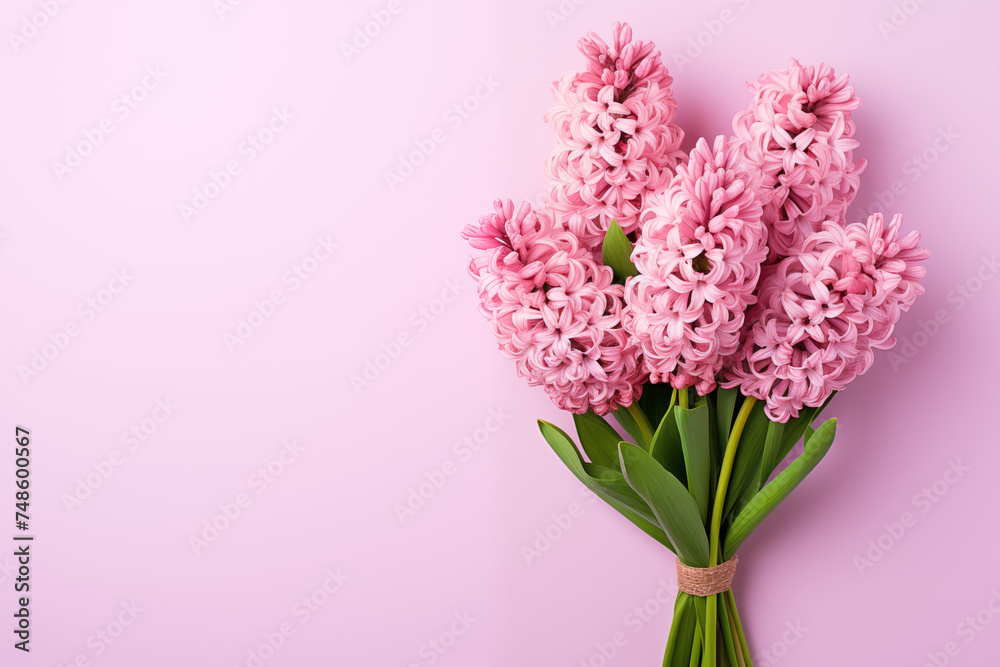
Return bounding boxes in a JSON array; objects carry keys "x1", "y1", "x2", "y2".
[
  {"x1": 545, "y1": 22, "x2": 685, "y2": 251},
  {"x1": 732, "y1": 59, "x2": 866, "y2": 261},
  {"x1": 461, "y1": 199, "x2": 646, "y2": 415},
  {"x1": 464, "y1": 25, "x2": 928, "y2": 423},
  {"x1": 624, "y1": 136, "x2": 768, "y2": 395},
  {"x1": 722, "y1": 213, "x2": 929, "y2": 421}
]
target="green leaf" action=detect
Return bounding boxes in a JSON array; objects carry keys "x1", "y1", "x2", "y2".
[
  {"x1": 723, "y1": 418, "x2": 838, "y2": 560},
  {"x1": 613, "y1": 403, "x2": 653, "y2": 451},
  {"x1": 587, "y1": 462, "x2": 679, "y2": 548},
  {"x1": 767, "y1": 392, "x2": 838, "y2": 480},
  {"x1": 664, "y1": 594, "x2": 699, "y2": 667},
  {"x1": 639, "y1": 382, "x2": 674, "y2": 430},
  {"x1": 722, "y1": 399, "x2": 770, "y2": 517},
  {"x1": 649, "y1": 404, "x2": 687, "y2": 485},
  {"x1": 701, "y1": 394, "x2": 720, "y2": 495},
  {"x1": 539, "y1": 422, "x2": 652, "y2": 513},
  {"x1": 756, "y1": 419, "x2": 785, "y2": 490},
  {"x1": 602, "y1": 220, "x2": 638, "y2": 283},
  {"x1": 537, "y1": 421, "x2": 674, "y2": 550},
  {"x1": 715, "y1": 387, "x2": 738, "y2": 462},
  {"x1": 573, "y1": 411, "x2": 622, "y2": 471},
  {"x1": 619, "y1": 443, "x2": 710, "y2": 566},
  {"x1": 674, "y1": 403, "x2": 711, "y2": 524}
]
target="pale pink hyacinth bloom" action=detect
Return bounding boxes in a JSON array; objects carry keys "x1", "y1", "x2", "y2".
[
  {"x1": 624, "y1": 136, "x2": 768, "y2": 395},
  {"x1": 545, "y1": 22, "x2": 685, "y2": 251},
  {"x1": 733, "y1": 59, "x2": 867, "y2": 261},
  {"x1": 462, "y1": 199, "x2": 646, "y2": 415},
  {"x1": 722, "y1": 213, "x2": 929, "y2": 422}
]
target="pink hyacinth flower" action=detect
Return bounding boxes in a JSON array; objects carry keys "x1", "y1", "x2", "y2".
[
  {"x1": 624, "y1": 136, "x2": 768, "y2": 395},
  {"x1": 462, "y1": 199, "x2": 646, "y2": 415},
  {"x1": 545, "y1": 22, "x2": 685, "y2": 251},
  {"x1": 733, "y1": 59, "x2": 867, "y2": 261},
  {"x1": 722, "y1": 212, "x2": 929, "y2": 422}
]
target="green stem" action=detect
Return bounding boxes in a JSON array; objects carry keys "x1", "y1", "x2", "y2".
[
  {"x1": 711, "y1": 397, "x2": 757, "y2": 562},
  {"x1": 705, "y1": 592, "x2": 717, "y2": 666},
  {"x1": 626, "y1": 401, "x2": 655, "y2": 447},
  {"x1": 689, "y1": 627, "x2": 702, "y2": 667},
  {"x1": 664, "y1": 596, "x2": 689, "y2": 666},
  {"x1": 705, "y1": 396, "x2": 757, "y2": 667},
  {"x1": 678, "y1": 386, "x2": 689, "y2": 409},
  {"x1": 725, "y1": 589, "x2": 753, "y2": 667},
  {"x1": 718, "y1": 593, "x2": 740, "y2": 667}
]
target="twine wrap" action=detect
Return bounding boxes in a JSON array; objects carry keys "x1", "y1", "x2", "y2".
[{"x1": 675, "y1": 554, "x2": 739, "y2": 597}]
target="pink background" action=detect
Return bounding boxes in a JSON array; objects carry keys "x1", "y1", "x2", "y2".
[{"x1": 1, "y1": 1, "x2": 999, "y2": 665}]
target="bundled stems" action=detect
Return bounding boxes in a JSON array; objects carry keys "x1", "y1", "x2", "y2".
[
  {"x1": 702, "y1": 396, "x2": 756, "y2": 664},
  {"x1": 704, "y1": 397, "x2": 757, "y2": 666},
  {"x1": 662, "y1": 395, "x2": 758, "y2": 667}
]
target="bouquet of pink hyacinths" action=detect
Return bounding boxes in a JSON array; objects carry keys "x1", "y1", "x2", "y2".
[{"x1": 463, "y1": 23, "x2": 928, "y2": 667}]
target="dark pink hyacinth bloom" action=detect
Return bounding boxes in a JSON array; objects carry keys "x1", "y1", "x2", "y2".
[
  {"x1": 462, "y1": 199, "x2": 646, "y2": 415},
  {"x1": 722, "y1": 213, "x2": 929, "y2": 421},
  {"x1": 733, "y1": 59, "x2": 866, "y2": 261},
  {"x1": 545, "y1": 22, "x2": 685, "y2": 251},
  {"x1": 624, "y1": 136, "x2": 768, "y2": 395}
]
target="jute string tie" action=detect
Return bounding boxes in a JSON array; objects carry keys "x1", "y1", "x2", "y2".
[{"x1": 675, "y1": 554, "x2": 738, "y2": 597}]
